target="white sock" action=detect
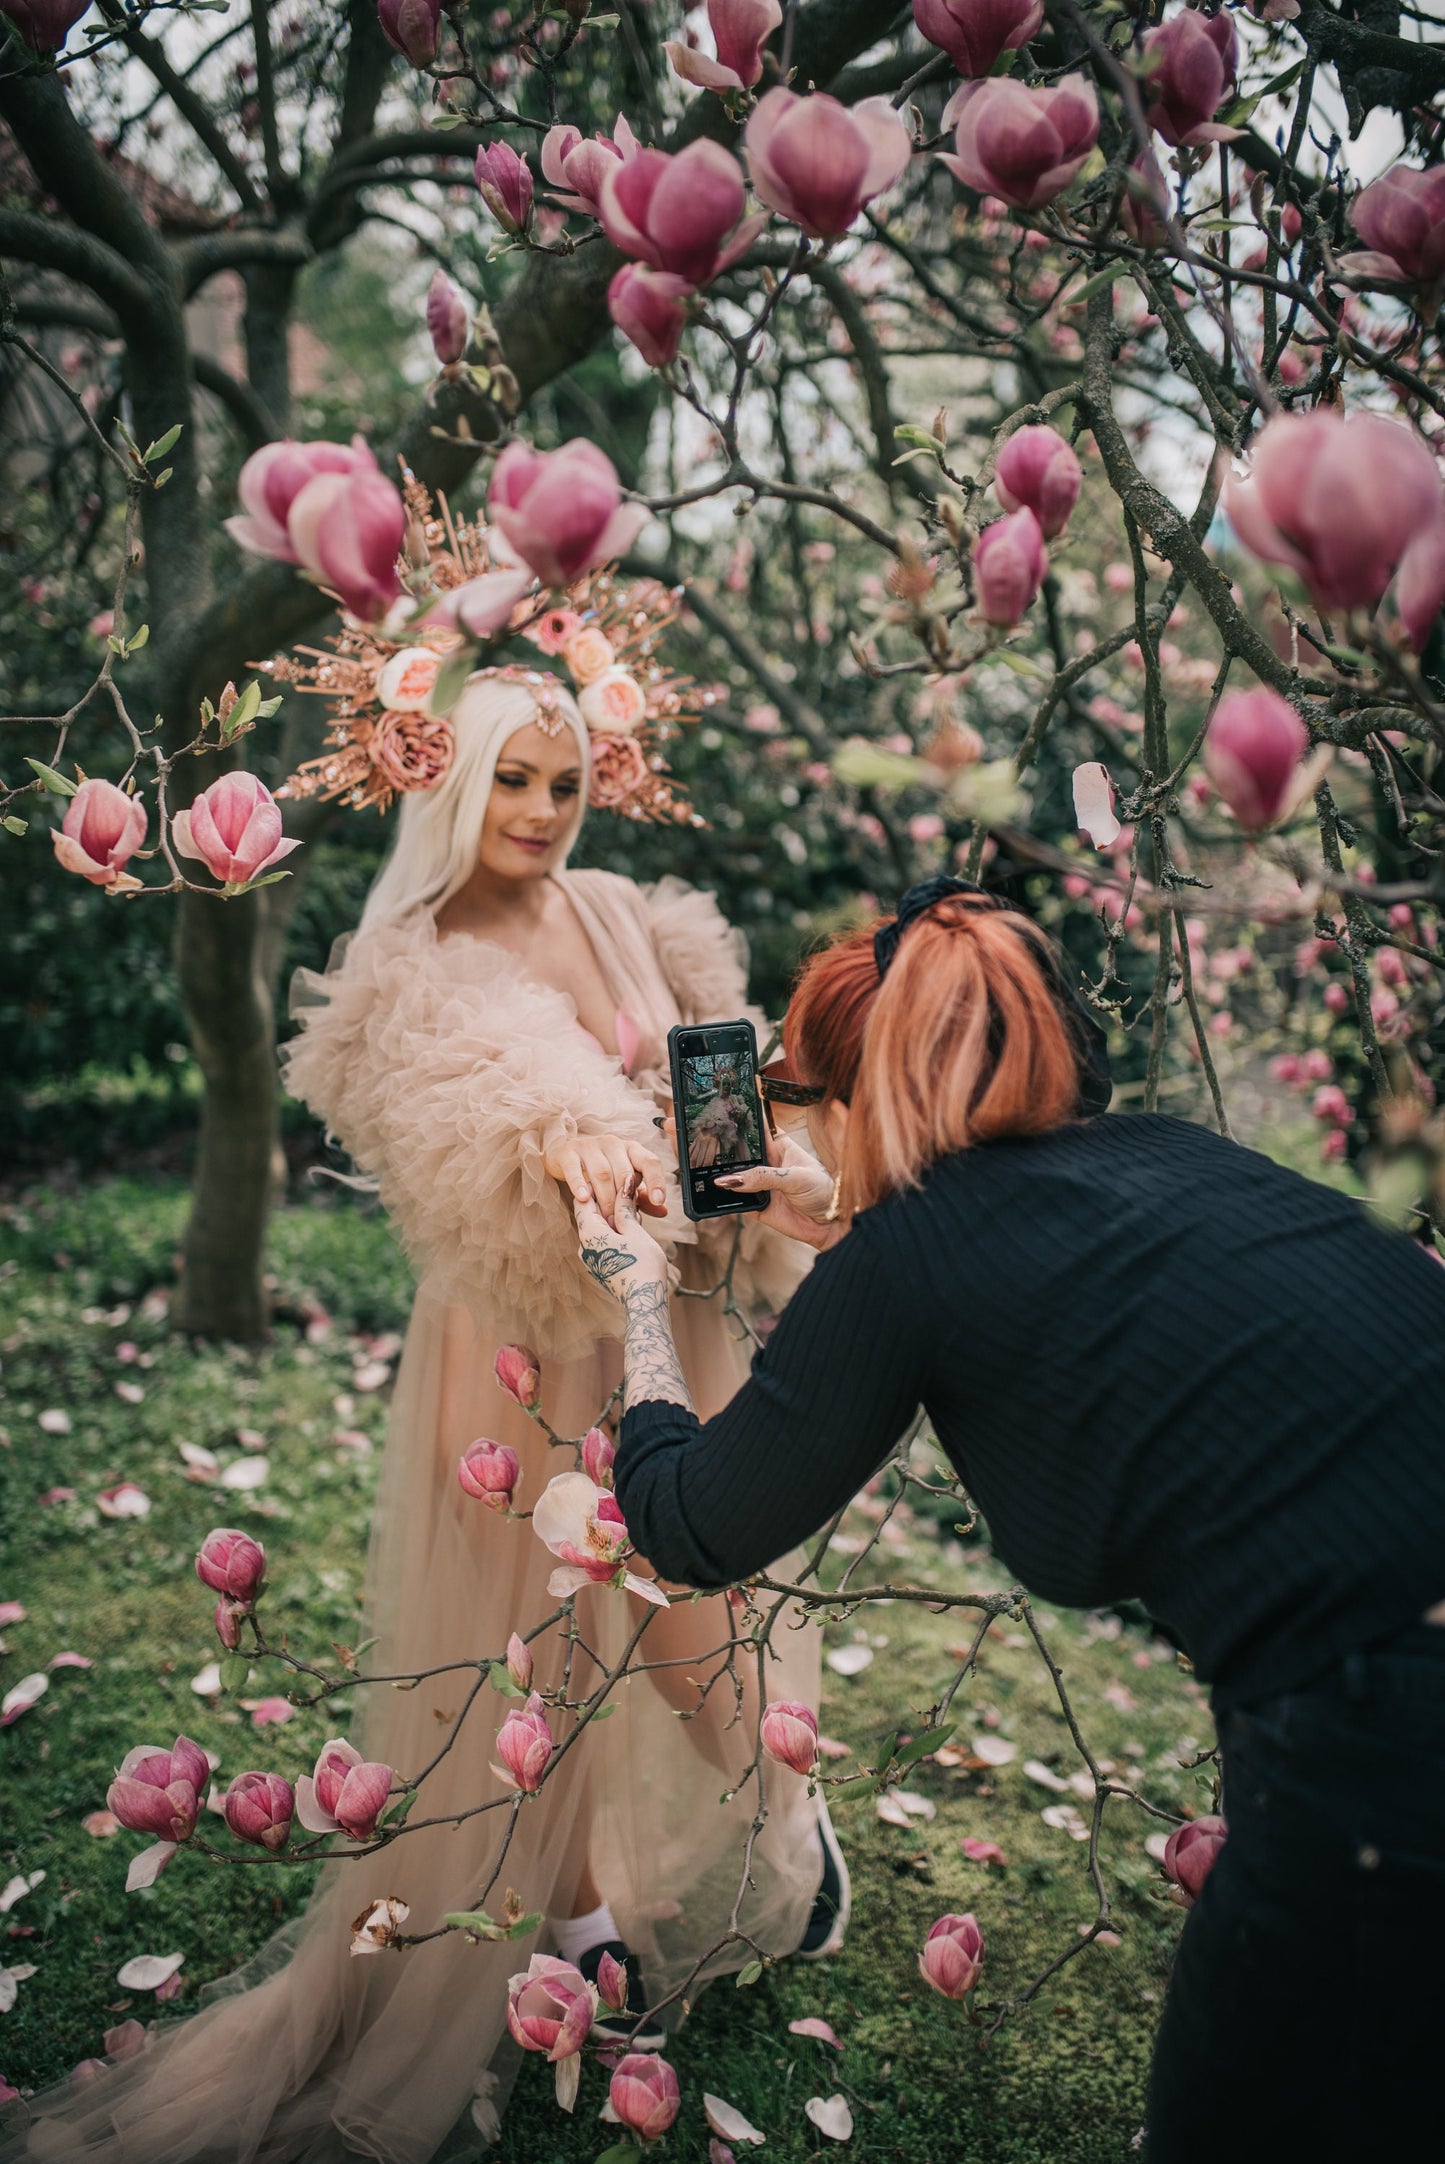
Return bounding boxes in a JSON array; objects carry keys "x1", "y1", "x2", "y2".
[{"x1": 549, "y1": 1900, "x2": 620, "y2": 1967}]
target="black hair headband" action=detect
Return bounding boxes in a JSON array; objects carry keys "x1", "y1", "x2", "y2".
[{"x1": 873, "y1": 875, "x2": 1113, "y2": 1116}]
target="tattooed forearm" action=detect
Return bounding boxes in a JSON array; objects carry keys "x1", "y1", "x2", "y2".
[{"x1": 621, "y1": 1280, "x2": 695, "y2": 1414}]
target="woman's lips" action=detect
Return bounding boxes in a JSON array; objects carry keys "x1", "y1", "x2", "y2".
[{"x1": 507, "y1": 834, "x2": 551, "y2": 854}]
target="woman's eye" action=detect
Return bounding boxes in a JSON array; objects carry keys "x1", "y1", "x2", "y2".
[
  {"x1": 553, "y1": 781, "x2": 580, "y2": 799},
  {"x1": 495, "y1": 773, "x2": 526, "y2": 789}
]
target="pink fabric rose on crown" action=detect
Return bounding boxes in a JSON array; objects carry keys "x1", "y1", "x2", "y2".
[
  {"x1": 589, "y1": 735, "x2": 651, "y2": 808},
  {"x1": 578, "y1": 669, "x2": 648, "y2": 735},
  {"x1": 561, "y1": 625, "x2": 617, "y2": 685}
]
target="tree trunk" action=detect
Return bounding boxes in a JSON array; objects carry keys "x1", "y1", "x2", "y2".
[{"x1": 172, "y1": 881, "x2": 278, "y2": 1341}]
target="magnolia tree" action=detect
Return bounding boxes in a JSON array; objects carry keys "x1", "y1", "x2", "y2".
[{"x1": 3, "y1": 0, "x2": 1445, "y2": 2138}]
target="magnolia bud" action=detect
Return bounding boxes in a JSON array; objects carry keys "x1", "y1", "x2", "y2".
[
  {"x1": 506, "y1": 1632, "x2": 533, "y2": 1692},
  {"x1": 581, "y1": 1427, "x2": 615, "y2": 1489},
  {"x1": 596, "y1": 1948, "x2": 628, "y2": 2011},
  {"x1": 494, "y1": 1343, "x2": 542, "y2": 1412}
]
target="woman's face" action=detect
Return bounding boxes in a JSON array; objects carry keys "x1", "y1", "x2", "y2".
[{"x1": 475, "y1": 721, "x2": 584, "y2": 883}]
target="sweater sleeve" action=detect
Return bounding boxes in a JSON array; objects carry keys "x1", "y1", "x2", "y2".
[
  {"x1": 616, "y1": 1215, "x2": 935, "y2": 1585},
  {"x1": 280, "y1": 916, "x2": 696, "y2": 1361}
]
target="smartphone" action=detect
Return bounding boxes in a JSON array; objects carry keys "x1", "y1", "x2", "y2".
[{"x1": 667, "y1": 1020, "x2": 770, "y2": 1222}]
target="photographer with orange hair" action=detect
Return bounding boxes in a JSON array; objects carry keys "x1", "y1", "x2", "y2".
[{"x1": 576, "y1": 876, "x2": 1445, "y2": 2164}]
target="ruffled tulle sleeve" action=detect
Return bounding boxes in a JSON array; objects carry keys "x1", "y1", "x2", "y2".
[{"x1": 281, "y1": 914, "x2": 688, "y2": 1361}]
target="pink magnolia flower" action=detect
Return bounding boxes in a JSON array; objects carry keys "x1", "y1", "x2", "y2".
[
  {"x1": 974, "y1": 506, "x2": 1047, "y2": 627},
  {"x1": 600, "y1": 140, "x2": 765, "y2": 286},
  {"x1": 287, "y1": 466, "x2": 407, "y2": 622},
  {"x1": 475, "y1": 141, "x2": 534, "y2": 236},
  {"x1": 494, "y1": 1342, "x2": 543, "y2": 1411},
  {"x1": 609, "y1": 2054, "x2": 681, "y2": 2142},
  {"x1": 426, "y1": 270, "x2": 470, "y2": 365},
  {"x1": 541, "y1": 116, "x2": 640, "y2": 220},
  {"x1": 1202, "y1": 689, "x2": 1312, "y2": 831},
  {"x1": 994, "y1": 424, "x2": 1082, "y2": 538},
  {"x1": 940, "y1": 76, "x2": 1099, "y2": 212},
  {"x1": 0, "y1": 0, "x2": 91, "y2": 52},
  {"x1": 912, "y1": 0, "x2": 1043, "y2": 80},
  {"x1": 581, "y1": 1426, "x2": 615, "y2": 1488},
  {"x1": 295, "y1": 1740, "x2": 394, "y2": 1840},
  {"x1": 458, "y1": 1438, "x2": 521, "y2": 1511},
  {"x1": 608, "y1": 264, "x2": 694, "y2": 369},
  {"x1": 225, "y1": 437, "x2": 377, "y2": 563},
  {"x1": 919, "y1": 1912, "x2": 984, "y2": 1998},
  {"x1": 1223, "y1": 409, "x2": 1445, "y2": 628},
  {"x1": 1162, "y1": 1815, "x2": 1227, "y2": 1906},
  {"x1": 744, "y1": 88, "x2": 912, "y2": 240},
  {"x1": 195, "y1": 1527, "x2": 266, "y2": 1602},
  {"x1": 665, "y1": 0, "x2": 781, "y2": 93},
  {"x1": 506, "y1": 1952, "x2": 597, "y2": 2060},
  {"x1": 172, "y1": 773, "x2": 301, "y2": 889},
  {"x1": 488, "y1": 441, "x2": 647, "y2": 587},
  {"x1": 596, "y1": 1948, "x2": 628, "y2": 2011},
  {"x1": 106, "y1": 1736, "x2": 208, "y2": 1843},
  {"x1": 1348, "y1": 165, "x2": 1445, "y2": 288},
  {"x1": 505, "y1": 1632, "x2": 534, "y2": 1692},
  {"x1": 376, "y1": 0, "x2": 440, "y2": 68},
  {"x1": 760, "y1": 1699, "x2": 819, "y2": 1776},
  {"x1": 102, "y1": 2020, "x2": 147, "y2": 2061},
  {"x1": 1141, "y1": 11, "x2": 1238, "y2": 149},
  {"x1": 1120, "y1": 148, "x2": 1171, "y2": 251},
  {"x1": 224, "y1": 1771, "x2": 294, "y2": 1852},
  {"x1": 495, "y1": 1692, "x2": 554, "y2": 1791},
  {"x1": 214, "y1": 1596, "x2": 247, "y2": 1651},
  {"x1": 1312, "y1": 1084, "x2": 1353, "y2": 1127},
  {"x1": 52, "y1": 778, "x2": 146, "y2": 891},
  {"x1": 532, "y1": 1471, "x2": 669, "y2": 1606}
]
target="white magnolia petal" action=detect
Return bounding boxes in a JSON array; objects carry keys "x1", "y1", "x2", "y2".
[
  {"x1": 546, "y1": 1566, "x2": 596, "y2": 1600},
  {"x1": 0, "y1": 1973, "x2": 16, "y2": 2015},
  {"x1": 116, "y1": 1951, "x2": 184, "y2": 1991},
  {"x1": 824, "y1": 1644, "x2": 873, "y2": 1677},
  {"x1": 532, "y1": 1471, "x2": 606, "y2": 1559},
  {"x1": 621, "y1": 1571, "x2": 670, "y2": 1608},
  {"x1": 805, "y1": 2093, "x2": 854, "y2": 2141},
  {"x1": 789, "y1": 2017, "x2": 842, "y2": 2049},
  {"x1": 125, "y1": 1842, "x2": 179, "y2": 1893},
  {"x1": 1, "y1": 1672, "x2": 49, "y2": 1723},
  {"x1": 190, "y1": 1663, "x2": 223, "y2": 1697},
  {"x1": 0, "y1": 1871, "x2": 44, "y2": 1914},
  {"x1": 553, "y1": 2052, "x2": 582, "y2": 2115},
  {"x1": 1023, "y1": 1759, "x2": 1072, "y2": 1793},
  {"x1": 293, "y1": 1777, "x2": 342, "y2": 1836},
  {"x1": 1072, "y1": 761, "x2": 1122, "y2": 849},
  {"x1": 218, "y1": 1455, "x2": 269, "y2": 1491},
  {"x1": 970, "y1": 1734, "x2": 1018, "y2": 1765},
  {"x1": 704, "y1": 2094, "x2": 767, "y2": 2143}
]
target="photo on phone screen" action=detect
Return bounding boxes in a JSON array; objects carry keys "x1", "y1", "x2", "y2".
[{"x1": 668, "y1": 1022, "x2": 768, "y2": 1220}]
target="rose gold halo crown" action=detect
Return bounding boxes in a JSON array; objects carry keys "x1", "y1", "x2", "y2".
[{"x1": 257, "y1": 469, "x2": 715, "y2": 824}]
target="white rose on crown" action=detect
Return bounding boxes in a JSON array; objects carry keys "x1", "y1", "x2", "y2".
[{"x1": 576, "y1": 667, "x2": 648, "y2": 736}]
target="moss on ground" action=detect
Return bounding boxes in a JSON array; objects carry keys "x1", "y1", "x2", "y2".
[{"x1": 0, "y1": 1177, "x2": 1209, "y2": 2161}]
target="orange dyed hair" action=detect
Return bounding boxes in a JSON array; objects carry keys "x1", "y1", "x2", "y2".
[{"x1": 783, "y1": 895, "x2": 1082, "y2": 1213}]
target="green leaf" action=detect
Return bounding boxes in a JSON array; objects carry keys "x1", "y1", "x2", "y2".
[
  {"x1": 734, "y1": 1959, "x2": 763, "y2": 1987},
  {"x1": 894, "y1": 424, "x2": 944, "y2": 453},
  {"x1": 504, "y1": 1909, "x2": 542, "y2": 1939},
  {"x1": 3, "y1": 815, "x2": 27, "y2": 836},
  {"x1": 127, "y1": 623, "x2": 150, "y2": 651},
  {"x1": 154, "y1": 469, "x2": 173, "y2": 489},
  {"x1": 826, "y1": 1773, "x2": 882, "y2": 1804},
  {"x1": 595, "y1": 2146, "x2": 644, "y2": 2163},
  {"x1": 489, "y1": 1660, "x2": 527, "y2": 1698},
  {"x1": 988, "y1": 647, "x2": 1049, "y2": 679},
  {"x1": 25, "y1": 759, "x2": 78, "y2": 797},
  {"x1": 352, "y1": 1636, "x2": 379, "y2": 1662},
  {"x1": 235, "y1": 868, "x2": 293, "y2": 893},
  {"x1": 431, "y1": 111, "x2": 466, "y2": 130},
  {"x1": 1062, "y1": 265, "x2": 1119, "y2": 310},
  {"x1": 429, "y1": 642, "x2": 479, "y2": 719},
  {"x1": 379, "y1": 1788, "x2": 420, "y2": 1829},
  {"x1": 587, "y1": 11, "x2": 621, "y2": 21},
  {"x1": 1218, "y1": 57, "x2": 1305, "y2": 132},
  {"x1": 583, "y1": 1700, "x2": 618, "y2": 1722},
  {"x1": 222, "y1": 679, "x2": 263, "y2": 741},
  {"x1": 219, "y1": 1653, "x2": 250, "y2": 1693},
  {"x1": 257, "y1": 695, "x2": 284, "y2": 718},
  {"x1": 832, "y1": 738, "x2": 929, "y2": 792},
  {"x1": 444, "y1": 1909, "x2": 506, "y2": 1941},
  {"x1": 894, "y1": 1722, "x2": 957, "y2": 1771},
  {"x1": 143, "y1": 424, "x2": 183, "y2": 462}
]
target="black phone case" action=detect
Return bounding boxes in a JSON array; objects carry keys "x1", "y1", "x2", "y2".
[{"x1": 667, "y1": 1020, "x2": 770, "y2": 1224}]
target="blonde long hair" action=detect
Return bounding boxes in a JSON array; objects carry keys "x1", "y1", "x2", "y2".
[{"x1": 358, "y1": 674, "x2": 591, "y2": 931}]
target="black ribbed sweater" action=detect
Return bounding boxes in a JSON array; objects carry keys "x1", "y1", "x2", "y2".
[{"x1": 618, "y1": 1113, "x2": 1445, "y2": 1712}]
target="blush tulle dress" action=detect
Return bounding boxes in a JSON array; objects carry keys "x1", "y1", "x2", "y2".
[{"x1": 1, "y1": 871, "x2": 822, "y2": 2164}]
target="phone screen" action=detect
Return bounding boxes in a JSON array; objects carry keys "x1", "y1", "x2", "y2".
[{"x1": 674, "y1": 1024, "x2": 767, "y2": 1215}]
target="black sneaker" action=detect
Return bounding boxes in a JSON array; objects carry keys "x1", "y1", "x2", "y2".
[
  {"x1": 796, "y1": 1797, "x2": 851, "y2": 1960},
  {"x1": 576, "y1": 1939, "x2": 668, "y2": 2051}
]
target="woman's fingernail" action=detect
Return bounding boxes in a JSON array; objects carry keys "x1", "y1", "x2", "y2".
[{"x1": 652, "y1": 1188, "x2": 665, "y2": 1203}]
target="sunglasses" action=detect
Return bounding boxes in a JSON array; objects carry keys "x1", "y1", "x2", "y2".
[{"x1": 757, "y1": 1058, "x2": 825, "y2": 1138}]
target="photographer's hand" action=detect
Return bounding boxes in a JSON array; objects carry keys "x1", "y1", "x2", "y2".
[
  {"x1": 575, "y1": 1194, "x2": 693, "y2": 1413},
  {"x1": 716, "y1": 1132, "x2": 843, "y2": 1249}
]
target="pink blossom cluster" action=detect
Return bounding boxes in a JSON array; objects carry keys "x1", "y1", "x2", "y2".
[
  {"x1": 226, "y1": 438, "x2": 406, "y2": 624},
  {"x1": 972, "y1": 424, "x2": 1083, "y2": 631}
]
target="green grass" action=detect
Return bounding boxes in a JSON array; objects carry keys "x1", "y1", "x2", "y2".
[{"x1": 0, "y1": 1176, "x2": 1209, "y2": 2161}]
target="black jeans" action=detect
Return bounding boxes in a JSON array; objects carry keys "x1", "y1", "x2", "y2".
[{"x1": 1144, "y1": 1616, "x2": 1445, "y2": 2162}]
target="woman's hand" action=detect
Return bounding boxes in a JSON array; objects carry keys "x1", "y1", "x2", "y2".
[
  {"x1": 575, "y1": 1192, "x2": 669, "y2": 1302},
  {"x1": 716, "y1": 1130, "x2": 840, "y2": 1249},
  {"x1": 545, "y1": 1134, "x2": 669, "y2": 1220}
]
